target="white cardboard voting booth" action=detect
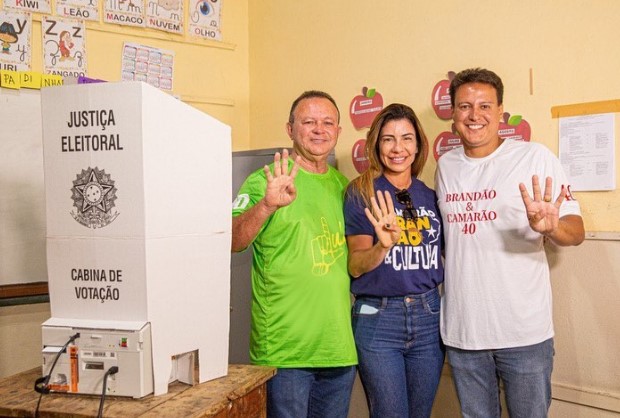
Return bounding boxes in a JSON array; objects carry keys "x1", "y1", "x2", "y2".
[{"x1": 40, "y1": 81, "x2": 232, "y2": 397}]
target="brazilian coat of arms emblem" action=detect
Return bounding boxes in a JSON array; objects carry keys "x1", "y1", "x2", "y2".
[{"x1": 70, "y1": 167, "x2": 119, "y2": 228}]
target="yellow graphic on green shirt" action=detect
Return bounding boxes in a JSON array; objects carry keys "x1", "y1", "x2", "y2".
[{"x1": 311, "y1": 217, "x2": 346, "y2": 276}]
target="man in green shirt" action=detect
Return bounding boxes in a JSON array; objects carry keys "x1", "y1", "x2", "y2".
[{"x1": 232, "y1": 91, "x2": 357, "y2": 418}]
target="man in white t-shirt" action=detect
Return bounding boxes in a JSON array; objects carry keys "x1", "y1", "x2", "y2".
[{"x1": 435, "y1": 68, "x2": 585, "y2": 418}]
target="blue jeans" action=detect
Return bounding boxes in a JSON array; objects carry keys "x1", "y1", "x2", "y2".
[
  {"x1": 352, "y1": 288, "x2": 445, "y2": 418},
  {"x1": 447, "y1": 338, "x2": 554, "y2": 418},
  {"x1": 266, "y1": 366, "x2": 356, "y2": 418}
]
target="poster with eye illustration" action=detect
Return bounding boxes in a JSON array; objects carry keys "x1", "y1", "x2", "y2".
[
  {"x1": 146, "y1": 0, "x2": 183, "y2": 34},
  {"x1": 0, "y1": 10, "x2": 32, "y2": 71},
  {"x1": 42, "y1": 17, "x2": 87, "y2": 77},
  {"x1": 188, "y1": 0, "x2": 222, "y2": 41},
  {"x1": 56, "y1": 0, "x2": 100, "y2": 21}
]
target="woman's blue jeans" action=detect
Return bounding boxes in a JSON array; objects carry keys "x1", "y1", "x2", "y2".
[
  {"x1": 352, "y1": 287, "x2": 445, "y2": 418},
  {"x1": 266, "y1": 366, "x2": 356, "y2": 418},
  {"x1": 447, "y1": 338, "x2": 554, "y2": 418}
]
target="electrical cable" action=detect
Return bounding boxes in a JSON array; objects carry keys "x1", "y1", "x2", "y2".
[
  {"x1": 97, "y1": 366, "x2": 119, "y2": 418},
  {"x1": 33, "y1": 332, "x2": 80, "y2": 418}
]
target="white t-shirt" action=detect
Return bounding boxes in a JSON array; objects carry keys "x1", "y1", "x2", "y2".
[{"x1": 435, "y1": 139, "x2": 581, "y2": 350}]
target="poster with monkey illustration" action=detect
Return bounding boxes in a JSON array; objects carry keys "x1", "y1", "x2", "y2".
[
  {"x1": 146, "y1": 0, "x2": 183, "y2": 34},
  {"x1": 0, "y1": 10, "x2": 32, "y2": 71},
  {"x1": 104, "y1": 0, "x2": 145, "y2": 27},
  {"x1": 42, "y1": 16, "x2": 87, "y2": 77}
]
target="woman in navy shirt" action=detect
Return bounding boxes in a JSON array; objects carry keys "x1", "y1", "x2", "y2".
[{"x1": 344, "y1": 103, "x2": 444, "y2": 418}]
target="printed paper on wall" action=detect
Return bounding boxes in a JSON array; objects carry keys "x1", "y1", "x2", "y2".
[
  {"x1": 104, "y1": 0, "x2": 146, "y2": 27},
  {"x1": 42, "y1": 17, "x2": 87, "y2": 78},
  {"x1": 56, "y1": 0, "x2": 100, "y2": 21},
  {"x1": 121, "y1": 42, "x2": 174, "y2": 91},
  {"x1": 146, "y1": 0, "x2": 183, "y2": 34},
  {"x1": 188, "y1": 0, "x2": 221, "y2": 41},
  {"x1": 349, "y1": 87, "x2": 383, "y2": 130},
  {"x1": 0, "y1": 10, "x2": 32, "y2": 71},
  {"x1": 3, "y1": 0, "x2": 51, "y2": 15}
]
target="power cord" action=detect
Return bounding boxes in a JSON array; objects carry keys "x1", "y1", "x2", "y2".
[
  {"x1": 33, "y1": 332, "x2": 80, "y2": 418},
  {"x1": 97, "y1": 366, "x2": 119, "y2": 418}
]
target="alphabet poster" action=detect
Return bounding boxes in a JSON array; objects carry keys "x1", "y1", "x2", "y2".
[
  {"x1": 146, "y1": 0, "x2": 183, "y2": 34},
  {"x1": 3, "y1": 0, "x2": 51, "y2": 14},
  {"x1": 104, "y1": 0, "x2": 146, "y2": 27},
  {"x1": 42, "y1": 16, "x2": 87, "y2": 77},
  {"x1": 188, "y1": 0, "x2": 222, "y2": 41},
  {"x1": 56, "y1": 0, "x2": 100, "y2": 21},
  {"x1": 0, "y1": 10, "x2": 32, "y2": 71}
]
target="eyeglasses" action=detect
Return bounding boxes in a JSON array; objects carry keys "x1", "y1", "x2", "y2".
[{"x1": 395, "y1": 189, "x2": 418, "y2": 224}]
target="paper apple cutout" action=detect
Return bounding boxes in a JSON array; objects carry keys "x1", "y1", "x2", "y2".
[
  {"x1": 350, "y1": 87, "x2": 384, "y2": 130},
  {"x1": 351, "y1": 139, "x2": 369, "y2": 173},
  {"x1": 498, "y1": 112, "x2": 531, "y2": 142},
  {"x1": 432, "y1": 123, "x2": 463, "y2": 161},
  {"x1": 431, "y1": 71, "x2": 455, "y2": 120}
]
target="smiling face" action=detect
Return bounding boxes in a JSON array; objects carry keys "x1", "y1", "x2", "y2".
[
  {"x1": 452, "y1": 82, "x2": 504, "y2": 158},
  {"x1": 0, "y1": 32, "x2": 17, "y2": 44},
  {"x1": 378, "y1": 118, "x2": 417, "y2": 179},
  {"x1": 286, "y1": 97, "x2": 341, "y2": 170}
]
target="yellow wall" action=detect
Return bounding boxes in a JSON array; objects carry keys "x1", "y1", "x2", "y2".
[
  {"x1": 248, "y1": 1, "x2": 620, "y2": 416},
  {"x1": 2, "y1": 1, "x2": 620, "y2": 416},
  {"x1": 20, "y1": 1, "x2": 250, "y2": 149},
  {"x1": 248, "y1": 0, "x2": 620, "y2": 233}
]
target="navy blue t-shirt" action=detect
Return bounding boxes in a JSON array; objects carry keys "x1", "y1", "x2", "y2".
[{"x1": 344, "y1": 175, "x2": 444, "y2": 296}]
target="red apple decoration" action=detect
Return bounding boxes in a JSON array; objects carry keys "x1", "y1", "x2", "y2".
[
  {"x1": 498, "y1": 112, "x2": 531, "y2": 142},
  {"x1": 351, "y1": 139, "x2": 369, "y2": 173},
  {"x1": 433, "y1": 123, "x2": 463, "y2": 161},
  {"x1": 350, "y1": 87, "x2": 384, "y2": 130},
  {"x1": 431, "y1": 71, "x2": 455, "y2": 120}
]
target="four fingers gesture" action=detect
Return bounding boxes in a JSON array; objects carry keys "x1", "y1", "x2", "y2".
[
  {"x1": 263, "y1": 149, "x2": 301, "y2": 210},
  {"x1": 364, "y1": 190, "x2": 402, "y2": 249},
  {"x1": 519, "y1": 175, "x2": 565, "y2": 235}
]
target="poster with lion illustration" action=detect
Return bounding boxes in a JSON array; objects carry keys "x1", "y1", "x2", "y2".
[{"x1": 56, "y1": 0, "x2": 99, "y2": 21}]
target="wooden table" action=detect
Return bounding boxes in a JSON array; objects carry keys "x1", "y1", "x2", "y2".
[{"x1": 0, "y1": 364, "x2": 275, "y2": 417}]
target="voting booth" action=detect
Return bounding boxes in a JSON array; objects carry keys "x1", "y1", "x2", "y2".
[{"x1": 39, "y1": 81, "x2": 232, "y2": 397}]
